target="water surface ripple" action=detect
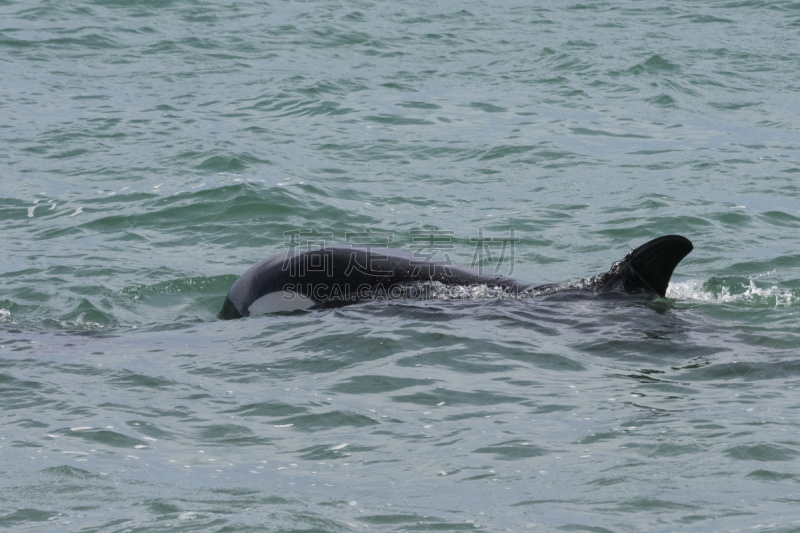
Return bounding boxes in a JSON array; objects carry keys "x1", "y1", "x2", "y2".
[{"x1": 2, "y1": 1, "x2": 800, "y2": 531}]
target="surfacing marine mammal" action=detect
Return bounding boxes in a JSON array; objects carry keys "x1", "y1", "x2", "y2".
[{"x1": 219, "y1": 235, "x2": 693, "y2": 319}]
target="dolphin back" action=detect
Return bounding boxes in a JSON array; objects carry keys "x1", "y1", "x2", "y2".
[
  {"x1": 218, "y1": 247, "x2": 519, "y2": 319},
  {"x1": 218, "y1": 235, "x2": 693, "y2": 319}
]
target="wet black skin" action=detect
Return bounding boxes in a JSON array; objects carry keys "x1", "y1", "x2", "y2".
[{"x1": 219, "y1": 235, "x2": 693, "y2": 319}]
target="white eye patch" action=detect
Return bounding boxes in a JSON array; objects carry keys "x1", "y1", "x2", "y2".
[{"x1": 247, "y1": 291, "x2": 316, "y2": 315}]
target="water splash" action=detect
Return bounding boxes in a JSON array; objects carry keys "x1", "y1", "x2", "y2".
[
  {"x1": 422, "y1": 281, "x2": 520, "y2": 301},
  {"x1": 667, "y1": 278, "x2": 796, "y2": 307}
]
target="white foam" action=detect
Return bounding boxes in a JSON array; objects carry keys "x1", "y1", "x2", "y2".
[
  {"x1": 667, "y1": 279, "x2": 795, "y2": 307},
  {"x1": 424, "y1": 281, "x2": 519, "y2": 300}
]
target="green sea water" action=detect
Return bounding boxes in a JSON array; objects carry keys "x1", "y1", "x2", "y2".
[{"x1": 2, "y1": 1, "x2": 800, "y2": 531}]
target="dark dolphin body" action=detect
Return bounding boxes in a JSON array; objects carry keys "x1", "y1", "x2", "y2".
[{"x1": 219, "y1": 235, "x2": 693, "y2": 319}]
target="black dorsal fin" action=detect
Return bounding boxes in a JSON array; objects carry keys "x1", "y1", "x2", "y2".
[{"x1": 596, "y1": 235, "x2": 693, "y2": 296}]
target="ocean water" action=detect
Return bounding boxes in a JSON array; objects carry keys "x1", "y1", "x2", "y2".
[{"x1": 2, "y1": 0, "x2": 800, "y2": 531}]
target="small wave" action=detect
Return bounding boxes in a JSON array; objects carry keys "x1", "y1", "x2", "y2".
[{"x1": 667, "y1": 279, "x2": 795, "y2": 307}]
